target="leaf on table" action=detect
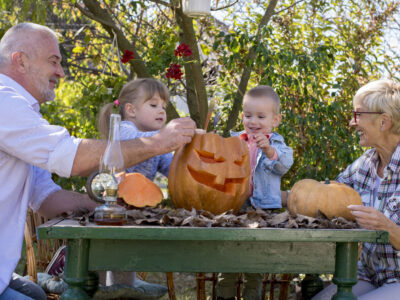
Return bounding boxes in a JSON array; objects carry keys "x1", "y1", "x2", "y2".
[
  {"x1": 268, "y1": 211, "x2": 290, "y2": 226},
  {"x1": 63, "y1": 205, "x2": 358, "y2": 229}
]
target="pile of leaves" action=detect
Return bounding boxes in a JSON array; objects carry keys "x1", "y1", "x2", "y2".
[{"x1": 74, "y1": 207, "x2": 358, "y2": 229}]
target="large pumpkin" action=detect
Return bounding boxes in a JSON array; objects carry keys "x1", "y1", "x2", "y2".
[
  {"x1": 168, "y1": 132, "x2": 250, "y2": 214},
  {"x1": 287, "y1": 179, "x2": 362, "y2": 221}
]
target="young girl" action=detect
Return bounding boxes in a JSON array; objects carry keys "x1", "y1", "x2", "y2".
[
  {"x1": 98, "y1": 78, "x2": 172, "y2": 181},
  {"x1": 97, "y1": 78, "x2": 171, "y2": 294}
]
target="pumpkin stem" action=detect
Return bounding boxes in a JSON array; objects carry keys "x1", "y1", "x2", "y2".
[{"x1": 325, "y1": 178, "x2": 330, "y2": 184}]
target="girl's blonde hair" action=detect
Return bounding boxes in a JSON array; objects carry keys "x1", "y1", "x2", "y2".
[
  {"x1": 354, "y1": 79, "x2": 400, "y2": 135},
  {"x1": 98, "y1": 78, "x2": 170, "y2": 138}
]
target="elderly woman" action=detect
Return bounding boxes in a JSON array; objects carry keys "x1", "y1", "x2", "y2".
[{"x1": 312, "y1": 79, "x2": 400, "y2": 299}]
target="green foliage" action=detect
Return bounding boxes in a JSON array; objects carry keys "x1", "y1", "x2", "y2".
[
  {"x1": 1, "y1": 0, "x2": 399, "y2": 193},
  {"x1": 257, "y1": 41, "x2": 359, "y2": 188},
  {"x1": 41, "y1": 76, "x2": 127, "y2": 191},
  {"x1": 142, "y1": 28, "x2": 180, "y2": 77},
  {"x1": 210, "y1": 0, "x2": 399, "y2": 189},
  {"x1": 0, "y1": 0, "x2": 46, "y2": 26}
]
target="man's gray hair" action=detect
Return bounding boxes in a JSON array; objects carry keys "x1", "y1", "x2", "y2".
[{"x1": 0, "y1": 22, "x2": 58, "y2": 67}]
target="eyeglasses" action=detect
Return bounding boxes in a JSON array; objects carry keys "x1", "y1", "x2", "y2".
[{"x1": 352, "y1": 110, "x2": 383, "y2": 123}]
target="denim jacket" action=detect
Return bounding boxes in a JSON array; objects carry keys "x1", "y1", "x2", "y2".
[{"x1": 231, "y1": 131, "x2": 293, "y2": 209}]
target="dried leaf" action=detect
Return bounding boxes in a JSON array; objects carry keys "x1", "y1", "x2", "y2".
[
  {"x1": 286, "y1": 218, "x2": 299, "y2": 228},
  {"x1": 268, "y1": 211, "x2": 290, "y2": 226},
  {"x1": 69, "y1": 206, "x2": 357, "y2": 229}
]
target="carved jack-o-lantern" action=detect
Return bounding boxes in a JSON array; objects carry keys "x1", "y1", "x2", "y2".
[{"x1": 168, "y1": 133, "x2": 250, "y2": 214}]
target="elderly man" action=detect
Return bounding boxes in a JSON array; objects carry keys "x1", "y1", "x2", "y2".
[{"x1": 0, "y1": 22, "x2": 195, "y2": 299}]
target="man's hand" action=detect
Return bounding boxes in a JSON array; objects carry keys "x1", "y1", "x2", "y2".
[
  {"x1": 38, "y1": 190, "x2": 98, "y2": 219},
  {"x1": 155, "y1": 117, "x2": 196, "y2": 152},
  {"x1": 72, "y1": 117, "x2": 195, "y2": 177}
]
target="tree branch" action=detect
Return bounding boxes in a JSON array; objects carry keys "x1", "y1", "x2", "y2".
[
  {"x1": 223, "y1": 0, "x2": 279, "y2": 136},
  {"x1": 76, "y1": 0, "x2": 180, "y2": 119},
  {"x1": 211, "y1": 0, "x2": 239, "y2": 11},
  {"x1": 75, "y1": 2, "x2": 116, "y2": 29},
  {"x1": 77, "y1": 0, "x2": 150, "y2": 78},
  {"x1": 147, "y1": 0, "x2": 173, "y2": 8},
  {"x1": 67, "y1": 63, "x2": 117, "y2": 76},
  {"x1": 274, "y1": 0, "x2": 305, "y2": 15},
  {"x1": 175, "y1": 7, "x2": 209, "y2": 127}
]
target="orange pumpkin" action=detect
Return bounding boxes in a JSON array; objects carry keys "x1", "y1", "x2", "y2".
[
  {"x1": 287, "y1": 179, "x2": 362, "y2": 221},
  {"x1": 118, "y1": 173, "x2": 163, "y2": 207},
  {"x1": 168, "y1": 132, "x2": 250, "y2": 214}
]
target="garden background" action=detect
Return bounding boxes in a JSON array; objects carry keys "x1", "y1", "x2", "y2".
[
  {"x1": 1, "y1": 0, "x2": 400, "y2": 298},
  {"x1": 1, "y1": 0, "x2": 399, "y2": 191}
]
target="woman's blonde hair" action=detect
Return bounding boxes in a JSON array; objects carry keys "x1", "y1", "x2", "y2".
[
  {"x1": 98, "y1": 78, "x2": 170, "y2": 138},
  {"x1": 354, "y1": 79, "x2": 400, "y2": 135}
]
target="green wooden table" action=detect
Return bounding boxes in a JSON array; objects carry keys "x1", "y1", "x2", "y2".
[{"x1": 37, "y1": 218, "x2": 389, "y2": 300}]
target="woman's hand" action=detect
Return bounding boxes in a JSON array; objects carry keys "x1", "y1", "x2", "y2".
[
  {"x1": 348, "y1": 205, "x2": 391, "y2": 230},
  {"x1": 348, "y1": 204, "x2": 400, "y2": 250}
]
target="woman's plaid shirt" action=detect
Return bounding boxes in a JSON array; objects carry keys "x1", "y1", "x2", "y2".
[{"x1": 336, "y1": 144, "x2": 400, "y2": 286}]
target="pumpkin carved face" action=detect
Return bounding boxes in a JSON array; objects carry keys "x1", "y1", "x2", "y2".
[{"x1": 168, "y1": 133, "x2": 250, "y2": 214}]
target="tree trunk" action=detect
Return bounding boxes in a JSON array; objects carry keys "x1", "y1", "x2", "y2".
[{"x1": 223, "y1": 0, "x2": 279, "y2": 136}]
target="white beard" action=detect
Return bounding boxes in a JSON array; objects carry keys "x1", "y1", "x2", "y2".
[{"x1": 27, "y1": 65, "x2": 56, "y2": 102}]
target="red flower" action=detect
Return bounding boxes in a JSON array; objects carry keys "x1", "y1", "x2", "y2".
[
  {"x1": 166, "y1": 63, "x2": 183, "y2": 80},
  {"x1": 174, "y1": 43, "x2": 192, "y2": 57},
  {"x1": 121, "y1": 50, "x2": 134, "y2": 63}
]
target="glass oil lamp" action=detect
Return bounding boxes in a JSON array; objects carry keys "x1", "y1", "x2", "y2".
[{"x1": 93, "y1": 114, "x2": 127, "y2": 225}]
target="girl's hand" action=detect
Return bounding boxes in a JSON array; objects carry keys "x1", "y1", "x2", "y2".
[{"x1": 347, "y1": 205, "x2": 392, "y2": 231}]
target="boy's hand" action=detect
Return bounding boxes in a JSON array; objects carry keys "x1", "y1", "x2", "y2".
[{"x1": 253, "y1": 133, "x2": 275, "y2": 159}]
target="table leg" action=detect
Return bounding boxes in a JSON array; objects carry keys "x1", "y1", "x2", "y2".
[
  {"x1": 61, "y1": 239, "x2": 91, "y2": 300},
  {"x1": 332, "y1": 242, "x2": 358, "y2": 300}
]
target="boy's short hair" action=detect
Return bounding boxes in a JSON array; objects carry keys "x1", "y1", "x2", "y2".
[{"x1": 245, "y1": 85, "x2": 280, "y2": 113}]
